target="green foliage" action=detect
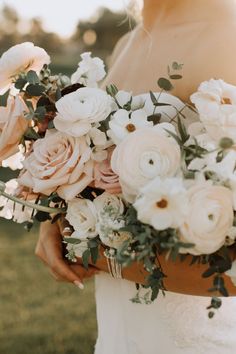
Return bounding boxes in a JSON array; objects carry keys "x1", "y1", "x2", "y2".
[
  {"x1": 26, "y1": 70, "x2": 40, "y2": 85},
  {"x1": 157, "y1": 78, "x2": 173, "y2": 91},
  {"x1": 0, "y1": 89, "x2": 10, "y2": 107},
  {"x1": 26, "y1": 83, "x2": 45, "y2": 96}
]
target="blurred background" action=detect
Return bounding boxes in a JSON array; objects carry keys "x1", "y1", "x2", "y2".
[{"x1": 0, "y1": 1, "x2": 140, "y2": 353}]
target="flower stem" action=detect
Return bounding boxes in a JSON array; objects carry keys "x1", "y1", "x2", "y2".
[{"x1": 1, "y1": 190, "x2": 66, "y2": 214}]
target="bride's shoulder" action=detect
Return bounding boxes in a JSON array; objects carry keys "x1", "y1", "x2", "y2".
[{"x1": 207, "y1": 22, "x2": 236, "y2": 83}]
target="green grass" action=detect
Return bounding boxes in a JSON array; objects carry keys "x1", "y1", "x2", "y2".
[{"x1": 0, "y1": 220, "x2": 97, "y2": 354}]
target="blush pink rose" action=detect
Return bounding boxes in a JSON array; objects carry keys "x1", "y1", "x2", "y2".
[
  {"x1": 94, "y1": 147, "x2": 121, "y2": 194},
  {"x1": 0, "y1": 95, "x2": 28, "y2": 164},
  {"x1": 18, "y1": 130, "x2": 94, "y2": 201}
]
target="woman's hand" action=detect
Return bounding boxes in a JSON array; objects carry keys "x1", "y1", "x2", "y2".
[{"x1": 35, "y1": 219, "x2": 99, "y2": 289}]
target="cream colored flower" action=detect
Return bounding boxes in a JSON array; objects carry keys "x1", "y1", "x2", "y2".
[
  {"x1": 19, "y1": 130, "x2": 93, "y2": 201},
  {"x1": 0, "y1": 96, "x2": 28, "y2": 164},
  {"x1": 179, "y1": 182, "x2": 234, "y2": 255},
  {"x1": 0, "y1": 42, "x2": 50, "y2": 93},
  {"x1": 66, "y1": 198, "x2": 98, "y2": 239},
  {"x1": 108, "y1": 108, "x2": 153, "y2": 145},
  {"x1": 191, "y1": 79, "x2": 236, "y2": 141},
  {"x1": 71, "y1": 52, "x2": 106, "y2": 87},
  {"x1": 54, "y1": 87, "x2": 113, "y2": 137},
  {"x1": 111, "y1": 127, "x2": 181, "y2": 202},
  {"x1": 134, "y1": 177, "x2": 188, "y2": 230},
  {"x1": 94, "y1": 192, "x2": 131, "y2": 249}
]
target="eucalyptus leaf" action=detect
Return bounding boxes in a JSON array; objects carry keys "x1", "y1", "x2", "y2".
[
  {"x1": 157, "y1": 78, "x2": 173, "y2": 91},
  {"x1": 26, "y1": 70, "x2": 40, "y2": 84},
  {"x1": 26, "y1": 84, "x2": 45, "y2": 96},
  {"x1": 15, "y1": 78, "x2": 27, "y2": 90},
  {"x1": 169, "y1": 74, "x2": 183, "y2": 80},
  {"x1": 82, "y1": 249, "x2": 91, "y2": 270},
  {"x1": 0, "y1": 89, "x2": 10, "y2": 107}
]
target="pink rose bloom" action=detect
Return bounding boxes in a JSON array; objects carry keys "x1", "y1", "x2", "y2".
[
  {"x1": 94, "y1": 147, "x2": 121, "y2": 194},
  {"x1": 0, "y1": 96, "x2": 28, "y2": 164},
  {"x1": 19, "y1": 130, "x2": 94, "y2": 201}
]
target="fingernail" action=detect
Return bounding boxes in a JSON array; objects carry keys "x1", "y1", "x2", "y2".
[
  {"x1": 63, "y1": 227, "x2": 73, "y2": 235},
  {"x1": 74, "y1": 280, "x2": 84, "y2": 290}
]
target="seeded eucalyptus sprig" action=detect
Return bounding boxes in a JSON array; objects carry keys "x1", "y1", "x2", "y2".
[{"x1": 0, "y1": 181, "x2": 66, "y2": 214}]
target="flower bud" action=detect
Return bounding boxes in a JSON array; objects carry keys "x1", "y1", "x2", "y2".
[{"x1": 219, "y1": 137, "x2": 234, "y2": 149}]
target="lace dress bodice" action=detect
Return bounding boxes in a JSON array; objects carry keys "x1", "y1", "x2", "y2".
[{"x1": 95, "y1": 273, "x2": 236, "y2": 354}]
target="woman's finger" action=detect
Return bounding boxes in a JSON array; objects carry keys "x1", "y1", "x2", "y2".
[{"x1": 37, "y1": 221, "x2": 84, "y2": 289}]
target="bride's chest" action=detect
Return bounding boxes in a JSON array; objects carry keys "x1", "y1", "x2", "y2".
[{"x1": 105, "y1": 22, "x2": 236, "y2": 101}]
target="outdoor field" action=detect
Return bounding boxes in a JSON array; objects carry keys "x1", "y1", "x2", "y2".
[{"x1": 0, "y1": 220, "x2": 97, "y2": 354}]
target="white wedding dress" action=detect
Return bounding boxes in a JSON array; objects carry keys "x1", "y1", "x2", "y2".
[{"x1": 94, "y1": 272, "x2": 236, "y2": 354}]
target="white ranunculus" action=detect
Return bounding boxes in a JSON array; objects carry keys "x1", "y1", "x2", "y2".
[
  {"x1": 115, "y1": 90, "x2": 132, "y2": 107},
  {"x1": 179, "y1": 182, "x2": 234, "y2": 255},
  {"x1": 134, "y1": 177, "x2": 188, "y2": 230},
  {"x1": 2, "y1": 145, "x2": 25, "y2": 170},
  {"x1": 66, "y1": 198, "x2": 98, "y2": 239},
  {"x1": 19, "y1": 130, "x2": 93, "y2": 201},
  {"x1": 0, "y1": 179, "x2": 33, "y2": 223},
  {"x1": 204, "y1": 150, "x2": 236, "y2": 210},
  {"x1": 71, "y1": 52, "x2": 106, "y2": 87},
  {"x1": 94, "y1": 192, "x2": 131, "y2": 249},
  {"x1": 111, "y1": 127, "x2": 181, "y2": 202},
  {"x1": 54, "y1": 87, "x2": 113, "y2": 137},
  {"x1": 108, "y1": 108, "x2": 153, "y2": 145},
  {"x1": 0, "y1": 42, "x2": 50, "y2": 93},
  {"x1": 191, "y1": 79, "x2": 236, "y2": 141}
]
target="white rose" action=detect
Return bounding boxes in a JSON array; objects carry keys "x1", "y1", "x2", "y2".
[
  {"x1": 179, "y1": 182, "x2": 234, "y2": 255},
  {"x1": 94, "y1": 192, "x2": 131, "y2": 249},
  {"x1": 66, "y1": 198, "x2": 98, "y2": 239},
  {"x1": 134, "y1": 177, "x2": 188, "y2": 230},
  {"x1": 19, "y1": 130, "x2": 93, "y2": 201},
  {"x1": 115, "y1": 90, "x2": 132, "y2": 107},
  {"x1": 111, "y1": 127, "x2": 181, "y2": 202},
  {"x1": 108, "y1": 108, "x2": 153, "y2": 145},
  {"x1": 191, "y1": 79, "x2": 236, "y2": 141},
  {"x1": 71, "y1": 52, "x2": 106, "y2": 87},
  {"x1": 0, "y1": 42, "x2": 50, "y2": 93},
  {"x1": 54, "y1": 87, "x2": 112, "y2": 137}
]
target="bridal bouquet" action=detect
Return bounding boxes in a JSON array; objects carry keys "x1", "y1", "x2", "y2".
[{"x1": 1, "y1": 42, "x2": 236, "y2": 317}]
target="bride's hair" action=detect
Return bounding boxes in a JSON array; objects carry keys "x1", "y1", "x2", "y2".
[{"x1": 122, "y1": 0, "x2": 143, "y2": 25}]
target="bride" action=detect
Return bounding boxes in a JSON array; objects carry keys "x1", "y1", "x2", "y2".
[{"x1": 36, "y1": 0, "x2": 236, "y2": 353}]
